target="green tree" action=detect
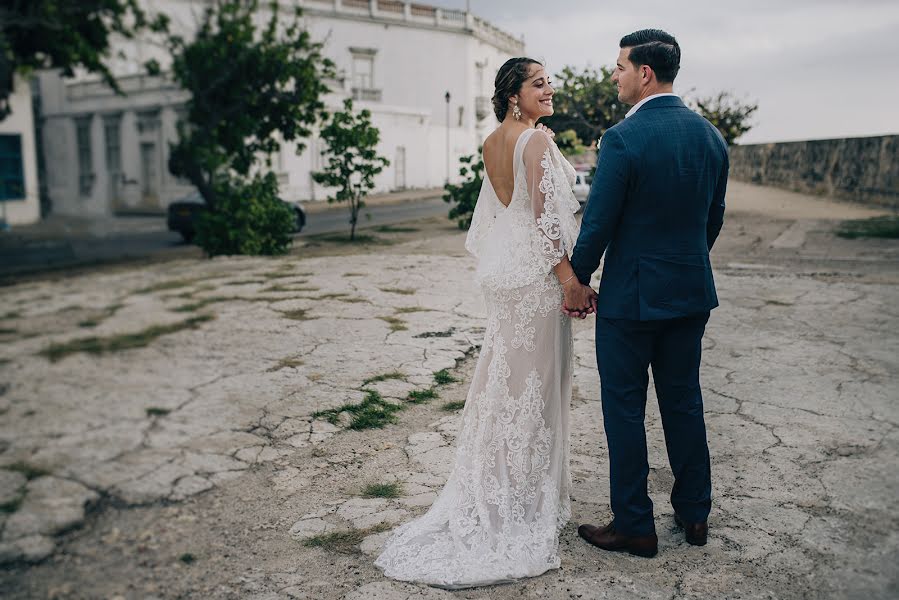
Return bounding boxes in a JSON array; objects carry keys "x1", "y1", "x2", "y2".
[
  {"x1": 691, "y1": 92, "x2": 758, "y2": 145},
  {"x1": 0, "y1": 0, "x2": 168, "y2": 119},
  {"x1": 312, "y1": 98, "x2": 390, "y2": 241},
  {"x1": 554, "y1": 129, "x2": 586, "y2": 155},
  {"x1": 443, "y1": 149, "x2": 484, "y2": 230},
  {"x1": 165, "y1": 0, "x2": 333, "y2": 255},
  {"x1": 541, "y1": 65, "x2": 627, "y2": 147}
]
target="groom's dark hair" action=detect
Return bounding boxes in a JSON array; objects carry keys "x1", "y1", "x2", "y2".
[{"x1": 620, "y1": 29, "x2": 680, "y2": 83}]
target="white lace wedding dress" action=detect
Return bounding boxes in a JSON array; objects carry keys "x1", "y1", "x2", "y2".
[{"x1": 374, "y1": 129, "x2": 581, "y2": 589}]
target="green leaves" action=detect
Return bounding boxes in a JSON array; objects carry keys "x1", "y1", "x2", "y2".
[
  {"x1": 163, "y1": 0, "x2": 333, "y2": 255},
  {"x1": 1, "y1": 0, "x2": 170, "y2": 119},
  {"x1": 690, "y1": 92, "x2": 759, "y2": 145},
  {"x1": 312, "y1": 98, "x2": 390, "y2": 240},
  {"x1": 443, "y1": 149, "x2": 484, "y2": 230},
  {"x1": 194, "y1": 173, "x2": 295, "y2": 257},
  {"x1": 168, "y1": 0, "x2": 334, "y2": 187}
]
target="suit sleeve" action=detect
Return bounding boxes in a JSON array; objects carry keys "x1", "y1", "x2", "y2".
[
  {"x1": 570, "y1": 128, "x2": 629, "y2": 285},
  {"x1": 707, "y1": 146, "x2": 728, "y2": 251}
]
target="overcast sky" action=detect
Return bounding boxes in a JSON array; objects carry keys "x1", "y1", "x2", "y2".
[{"x1": 429, "y1": 0, "x2": 899, "y2": 143}]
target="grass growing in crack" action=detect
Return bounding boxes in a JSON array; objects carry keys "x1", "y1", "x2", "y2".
[
  {"x1": 343, "y1": 272, "x2": 365, "y2": 277},
  {"x1": 312, "y1": 293, "x2": 350, "y2": 301},
  {"x1": 1, "y1": 310, "x2": 21, "y2": 319},
  {"x1": 375, "y1": 225, "x2": 419, "y2": 233},
  {"x1": 377, "y1": 316, "x2": 407, "y2": 332},
  {"x1": 442, "y1": 401, "x2": 466, "y2": 412},
  {"x1": 303, "y1": 523, "x2": 391, "y2": 554},
  {"x1": 136, "y1": 278, "x2": 213, "y2": 294},
  {"x1": 267, "y1": 357, "x2": 305, "y2": 372},
  {"x1": 379, "y1": 287, "x2": 415, "y2": 296},
  {"x1": 0, "y1": 496, "x2": 23, "y2": 513},
  {"x1": 361, "y1": 482, "x2": 403, "y2": 499},
  {"x1": 280, "y1": 309, "x2": 314, "y2": 321},
  {"x1": 394, "y1": 306, "x2": 432, "y2": 314},
  {"x1": 262, "y1": 271, "x2": 297, "y2": 280},
  {"x1": 0, "y1": 328, "x2": 17, "y2": 335},
  {"x1": 313, "y1": 390, "x2": 403, "y2": 430},
  {"x1": 179, "y1": 553, "x2": 196, "y2": 564},
  {"x1": 7, "y1": 461, "x2": 50, "y2": 480},
  {"x1": 173, "y1": 297, "x2": 233, "y2": 312},
  {"x1": 146, "y1": 407, "x2": 171, "y2": 417},
  {"x1": 38, "y1": 315, "x2": 214, "y2": 362},
  {"x1": 362, "y1": 371, "x2": 406, "y2": 386},
  {"x1": 228, "y1": 279, "x2": 266, "y2": 285},
  {"x1": 407, "y1": 388, "x2": 438, "y2": 404},
  {"x1": 263, "y1": 285, "x2": 321, "y2": 293},
  {"x1": 338, "y1": 297, "x2": 368, "y2": 304},
  {"x1": 835, "y1": 215, "x2": 899, "y2": 239},
  {"x1": 433, "y1": 369, "x2": 458, "y2": 385}
]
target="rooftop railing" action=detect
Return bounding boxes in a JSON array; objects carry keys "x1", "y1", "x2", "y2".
[{"x1": 296, "y1": 0, "x2": 524, "y2": 54}]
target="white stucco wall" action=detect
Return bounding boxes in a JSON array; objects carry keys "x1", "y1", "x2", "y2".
[{"x1": 35, "y1": 0, "x2": 523, "y2": 215}]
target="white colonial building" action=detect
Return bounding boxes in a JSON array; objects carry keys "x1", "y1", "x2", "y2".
[
  {"x1": 0, "y1": 75, "x2": 41, "y2": 225},
  {"x1": 35, "y1": 0, "x2": 523, "y2": 216}
]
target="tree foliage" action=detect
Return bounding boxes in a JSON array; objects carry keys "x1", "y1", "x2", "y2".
[
  {"x1": 194, "y1": 172, "x2": 294, "y2": 256},
  {"x1": 312, "y1": 98, "x2": 390, "y2": 240},
  {"x1": 540, "y1": 65, "x2": 627, "y2": 147},
  {"x1": 443, "y1": 149, "x2": 484, "y2": 230},
  {"x1": 165, "y1": 0, "x2": 333, "y2": 255},
  {"x1": 690, "y1": 91, "x2": 758, "y2": 145},
  {"x1": 0, "y1": 0, "x2": 169, "y2": 119}
]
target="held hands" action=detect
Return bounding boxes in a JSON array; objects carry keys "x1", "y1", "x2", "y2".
[{"x1": 561, "y1": 278, "x2": 598, "y2": 320}]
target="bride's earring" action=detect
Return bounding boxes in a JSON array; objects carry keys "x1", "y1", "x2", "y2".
[{"x1": 512, "y1": 103, "x2": 522, "y2": 120}]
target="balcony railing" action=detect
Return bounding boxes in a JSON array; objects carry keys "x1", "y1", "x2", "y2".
[
  {"x1": 296, "y1": 1, "x2": 524, "y2": 55},
  {"x1": 352, "y1": 87, "x2": 382, "y2": 102}
]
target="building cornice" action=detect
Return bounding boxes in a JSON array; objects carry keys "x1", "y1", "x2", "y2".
[{"x1": 291, "y1": 0, "x2": 524, "y2": 55}]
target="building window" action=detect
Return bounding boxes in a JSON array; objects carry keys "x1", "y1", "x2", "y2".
[
  {"x1": 103, "y1": 115, "x2": 122, "y2": 176},
  {"x1": 349, "y1": 47, "x2": 380, "y2": 101},
  {"x1": 75, "y1": 117, "x2": 94, "y2": 197},
  {"x1": 0, "y1": 134, "x2": 25, "y2": 200}
]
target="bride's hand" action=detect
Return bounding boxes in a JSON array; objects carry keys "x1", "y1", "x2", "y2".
[{"x1": 536, "y1": 123, "x2": 555, "y2": 138}]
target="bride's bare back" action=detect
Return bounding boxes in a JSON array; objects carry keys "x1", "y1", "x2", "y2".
[{"x1": 482, "y1": 124, "x2": 531, "y2": 207}]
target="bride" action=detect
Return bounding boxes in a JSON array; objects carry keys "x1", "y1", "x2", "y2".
[{"x1": 374, "y1": 57, "x2": 597, "y2": 589}]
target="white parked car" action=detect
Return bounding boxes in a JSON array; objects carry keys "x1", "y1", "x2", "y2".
[{"x1": 572, "y1": 170, "x2": 592, "y2": 211}]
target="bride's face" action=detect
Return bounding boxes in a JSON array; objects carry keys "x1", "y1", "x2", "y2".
[{"x1": 513, "y1": 64, "x2": 554, "y2": 120}]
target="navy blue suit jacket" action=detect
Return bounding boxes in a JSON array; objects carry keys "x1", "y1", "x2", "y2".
[{"x1": 570, "y1": 96, "x2": 729, "y2": 321}]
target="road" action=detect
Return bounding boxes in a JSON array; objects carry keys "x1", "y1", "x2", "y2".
[
  {"x1": 0, "y1": 196, "x2": 449, "y2": 278},
  {"x1": 299, "y1": 196, "x2": 446, "y2": 236}
]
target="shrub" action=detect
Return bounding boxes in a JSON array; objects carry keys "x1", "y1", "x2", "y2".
[{"x1": 195, "y1": 173, "x2": 294, "y2": 256}]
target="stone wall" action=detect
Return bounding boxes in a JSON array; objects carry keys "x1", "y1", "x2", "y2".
[{"x1": 729, "y1": 135, "x2": 899, "y2": 208}]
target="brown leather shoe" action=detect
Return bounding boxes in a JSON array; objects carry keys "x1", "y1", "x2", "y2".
[
  {"x1": 674, "y1": 513, "x2": 708, "y2": 546},
  {"x1": 577, "y1": 522, "x2": 658, "y2": 558}
]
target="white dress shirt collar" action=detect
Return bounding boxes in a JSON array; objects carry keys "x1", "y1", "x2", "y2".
[{"x1": 625, "y1": 93, "x2": 680, "y2": 118}]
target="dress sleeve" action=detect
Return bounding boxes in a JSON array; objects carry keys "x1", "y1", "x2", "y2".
[{"x1": 523, "y1": 130, "x2": 567, "y2": 269}]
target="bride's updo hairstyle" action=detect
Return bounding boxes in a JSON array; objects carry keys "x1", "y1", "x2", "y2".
[{"x1": 492, "y1": 57, "x2": 542, "y2": 121}]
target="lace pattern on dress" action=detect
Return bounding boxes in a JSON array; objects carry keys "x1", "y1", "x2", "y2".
[{"x1": 375, "y1": 128, "x2": 576, "y2": 588}]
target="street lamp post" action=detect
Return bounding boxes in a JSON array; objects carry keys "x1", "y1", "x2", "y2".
[{"x1": 445, "y1": 91, "x2": 451, "y2": 184}]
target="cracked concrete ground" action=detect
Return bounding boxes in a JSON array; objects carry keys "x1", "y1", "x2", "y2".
[{"x1": 0, "y1": 182, "x2": 896, "y2": 599}]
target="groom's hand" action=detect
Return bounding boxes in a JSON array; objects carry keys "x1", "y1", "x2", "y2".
[{"x1": 562, "y1": 281, "x2": 597, "y2": 319}]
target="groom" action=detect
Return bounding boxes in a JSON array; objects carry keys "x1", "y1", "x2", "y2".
[{"x1": 565, "y1": 29, "x2": 728, "y2": 558}]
